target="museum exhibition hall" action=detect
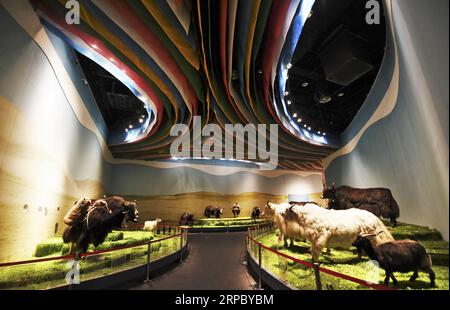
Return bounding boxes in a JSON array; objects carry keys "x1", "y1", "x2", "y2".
[{"x1": 0, "y1": 0, "x2": 448, "y2": 293}]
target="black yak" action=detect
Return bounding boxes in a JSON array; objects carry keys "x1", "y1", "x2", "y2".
[
  {"x1": 322, "y1": 184, "x2": 400, "y2": 226},
  {"x1": 232, "y1": 203, "x2": 240, "y2": 218},
  {"x1": 352, "y1": 232, "x2": 435, "y2": 287},
  {"x1": 180, "y1": 212, "x2": 194, "y2": 226},
  {"x1": 204, "y1": 206, "x2": 223, "y2": 218},
  {"x1": 62, "y1": 196, "x2": 139, "y2": 256},
  {"x1": 251, "y1": 207, "x2": 261, "y2": 220}
]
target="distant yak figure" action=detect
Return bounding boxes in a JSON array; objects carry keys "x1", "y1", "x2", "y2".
[
  {"x1": 322, "y1": 184, "x2": 400, "y2": 226},
  {"x1": 180, "y1": 212, "x2": 194, "y2": 226},
  {"x1": 232, "y1": 203, "x2": 240, "y2": 218},
  {"x1": 62, "y1": 196, "x2": 139, "y2": 255},
  {"x1": 204, "y1": 206, "x2": 223, "y2": 219},
  {"x1": 251, "y1": 207, "x2": 261, "y2": 220}
]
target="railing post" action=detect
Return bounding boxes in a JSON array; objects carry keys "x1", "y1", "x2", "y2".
[
  {"x1": 258, "y1": 242, "x2": 262, "y2": 290},
  {"x1": 179, "y1": 230, "x2": 184, "y2": 263},
  {"x1": 144, "y1": 241, "x2": 151, "y2": 283},
  {"x1": 313, "y1": 262, "x2": 322, "y2": 290}
]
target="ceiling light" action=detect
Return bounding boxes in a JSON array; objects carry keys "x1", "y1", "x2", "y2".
[
  {"x1": 337, "y1": 92, "x2": 345, "y2": 97},
  {"x1": 141, "y1": 115, "x2": 146, "y2": 118},
  {"x1": 297, "y1": 118, "x2": 302, "y2": 123},
  {"x1": 308, "y1": 11, "x2": 313, "y2": 19},
  {"x1": 287, "y1": 100, "x2": 292, "y2": 105},
  {"x1": 323, "y1": 132, "x2": 326, "y2": 136},
  {"x1": 293, "y1": 113, "x2": 298, "y2": 118},
  {"x1": 129, "y1": 125, "x2": 133, "y2": 129},
  {"x1": 125, "y1": 128, "x2": 129, "y2": 133},
  {"x1": 301, "y1": 82, "x2": 309, "y2": 87},
  {"x1": 139, "y1": 118, "x2": 144, "y2": 124},
  {"x1": 285, "y1": 91, "x2": 289, "y2": 96},
  {"x1": 319, "y1": 95, "x2": 332, "y2": 104},
  {"x1": 287, "y1": 63, "x2": 292, "y2": 69},
  {"x1": 304, "y1": 124, "x2": 307, "y2": 128},
  {"x1": 92, "y1": 44, "x2": 98, "y2": 49},
  {"x1": 318, "y1": 131, "x2": 321, "y2": 134},
  {"x1": 109, "y1": 58, "x2": 114, "y2": 62},
  {"x1": 308, "y1": 127, "x2": 311, "y2": 131}
]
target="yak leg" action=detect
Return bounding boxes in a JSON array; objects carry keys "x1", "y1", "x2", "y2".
[
  {"x1": 289, "y1": 239, "x2": 294, "y2": 247},
  {"x1": 423, "y1": 266, "x2": 436, "y2": 287},
  {"x1": 390, "y1": 273, "x2": 398, "y2": 286},
  {"x1": 409, "y1": 269, "x2": 419, "y2": 282},
  {"x1": 326, "y1": 248, "x2": 331, "y2": 255},
  {"x1": 384, "y1": 272, "x2": 391, "y2": 286},
  {"x1": 390, "y1": 216, "x2": 397, "y2": 227}
]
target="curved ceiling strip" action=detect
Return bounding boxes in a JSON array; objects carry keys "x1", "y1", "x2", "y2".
[
  {"x1": 92, "y1": 0, "x2": 198, "y2": 117},
  {"x1": 140, "y1": 0, "x2": 200, "y2": 70}
]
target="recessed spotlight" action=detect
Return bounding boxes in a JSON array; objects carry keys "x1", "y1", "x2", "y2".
[
  {"x1": 129, "y1": 125, "x2": 133, "y2": 129},
  {"x1": 92, "y1": 44, "x2": 98, "y2": 49},
  {"x1": 293, "y1": 113, "x2": 298, "y2": 118},
  {"x1": 302, "y1": 82, "x2": 309, "y2": 87},
  {"x1": 297, "y1": 118, "x2": 302, "y2": 123},
  {"x1": 287, "y1": 63, "x2": 292, "y2": 69},
  {"x1": 318, "y1": 131, "x2": 321, "y2": 134},
  {"x1": 308, "y1": 127, "x2": 311, "y2": 131},
  {"x1": 308, "y1": 11, "x2": 313, "y2": 19},
  {"x1": 337, "y1": 92, "x2": 345, "y2": 97},
  {"x1": 258, "y1": 69, "x2": 263, "y2": 74},
  {"x1": 304, "y1": 124, "x2": 307, "y2": 128},
  {"x1": 141, "y1": 115, "x2": 146, "y2": 119},
  {"x1": 125, "y1": 128, "x2": 129, "y2": 133},
  {"x1": 139, "y1": 118, "x2": 144, "y2": 124},
  {"x1": 287, "y1": 100, "x2": 292, "y2": 105},
  {"x1": 285, "y1": 91, "x2": 289, "y2": 96},
  {"x1": 323, "y1": 132, "x2": 326, "y2": 136}
]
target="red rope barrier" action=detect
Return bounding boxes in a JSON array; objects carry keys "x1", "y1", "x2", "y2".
[
  {"x1": 247, "y1": 235, "x2": 395, "y2": 290},
  {"x1": 0, "y1": 232, "x2": 183, "y2": 268}
]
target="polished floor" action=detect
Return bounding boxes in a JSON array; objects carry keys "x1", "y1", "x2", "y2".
[{"x1": 121, "y1": 232, "x2": 256, "y2": 290}]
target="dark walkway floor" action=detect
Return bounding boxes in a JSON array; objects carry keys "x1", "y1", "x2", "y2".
[{"x1": 123, "y1": 232, "x2": 256, "y2": 290}]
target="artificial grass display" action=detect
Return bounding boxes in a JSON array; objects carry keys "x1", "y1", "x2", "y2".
[
  {"x1": 0, "y1": 231, "x2": 182, "y2": 290},
  {"x1": 34, "y1": 231, "x2": 146, "y2": 257},
  {"x1": 252, "y1": 222, "x2": 449, "y2": 290},
  {"x1": 191, "y1": 217, "x2": 268, "y2": 228}
]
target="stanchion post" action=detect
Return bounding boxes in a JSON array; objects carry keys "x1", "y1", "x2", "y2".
[
  {"x1": 258, "y1": 242, "x2": 262, "y2": 290},
  {"x1": 179, "y1": 230, "x2": 184, "y2": 263},
  {"x1": 144, "y1": 241, "x2": 151, "y2": 283},
  {"x1": 313, "y1": 263, "x2": 322, "y2": 290}
]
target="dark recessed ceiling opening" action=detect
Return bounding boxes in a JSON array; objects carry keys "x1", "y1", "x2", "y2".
[
  {"x1": 286, "y1": 0, "x2": 386, "y2": 136},
  {"x1": 75, "y1": 51, "x2": 148, "y2": 132}
]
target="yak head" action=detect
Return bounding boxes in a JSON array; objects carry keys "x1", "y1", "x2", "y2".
[
  {"x1": 219, "y1": 208, "x2": 224, "y2": 214},
  {"x1": 123, "y1": 201, "x2": 139, "y2": 222},
  {"x1": 263, "y1": 201, "x2": 276, "y2": 217},
  {"x1": 322, "y1": 182, "x2": 336, "y2": 200},
  {"x1": 352, "y1": 231, "x2": 384, "y2": 248}
]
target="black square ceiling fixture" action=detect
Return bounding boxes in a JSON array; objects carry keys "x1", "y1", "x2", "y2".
[{"x1": 320, "y1": 29, "x2": 374, "y2": 86}]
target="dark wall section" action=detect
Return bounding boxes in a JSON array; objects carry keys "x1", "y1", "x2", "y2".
[{"x1": 326, "y1": 0, "x2": 449, "y2": 239}]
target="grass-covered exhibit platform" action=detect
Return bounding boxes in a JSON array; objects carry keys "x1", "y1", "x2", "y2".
[
  {"x1": 0, "y1": 231, "x2": 183, "y2": 290},
  {"x1": 189, "y1": 217, "x2": 268, "y2": 231},
  {"x1": 251, "y1": 222, "x2": 449, "y2": 290}
]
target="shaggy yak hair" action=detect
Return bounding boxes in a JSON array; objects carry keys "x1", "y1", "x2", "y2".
[
  {"x1": 62, "y1": 196, "x2": 139, "y2": 255},
  {"x1": 180, "y1": 212, "x2": 194, "y2": 226},
  {"x1": 251, "y1": 207, "x2": 261, "y2": 220},
  {"x1": 204, "y1": 206, "x2": 224, "y2": 218},
  {"x1": 322, "y1": 184, "x2": 400, "y2": 226},
  {"x1": 232, "y1": 205, "x2": 241, "y2": 218},
  {"x1": 353, "y1": 233, "x2": 435, "y2": 287}
]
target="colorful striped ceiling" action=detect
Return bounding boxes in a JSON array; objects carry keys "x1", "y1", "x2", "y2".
[{"x1": 32, "y1": 0, "x2": 339, "y2": 171}]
